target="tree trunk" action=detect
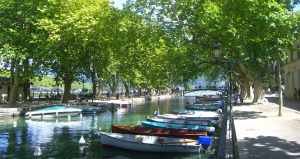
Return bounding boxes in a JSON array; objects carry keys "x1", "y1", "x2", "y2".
[
  {"x1": 252, "y1": 80, "x2": 264, "y2": 104},
  {"x1": 97, "y1": 74, "x2": 104, "y2": 100},
  {"x1": 23, "y1": 80, "x2": 30, "y2": 102},
  {"x1": 90, "y1": 69, "x2": 97, "y2": 98},
  {"x1": 137, "y1": 88, "x2": 141, "y2": 97},
  {"x1": 147, "y1": 88, "x2": 152, "y2": 97},
  {"x1": 9, "y1": 57, "x2": 20, "y2": 107},
  {"x1": 62, "y1": 76, "x2": 74, "y2": 103},
  {"x1": 124, "y1": 83, "x2": 130, "y2": 97}
]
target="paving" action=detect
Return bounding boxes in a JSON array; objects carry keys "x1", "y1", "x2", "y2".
[{"x1": 234, "y1": 94, "x2": 300, "y2": 159}]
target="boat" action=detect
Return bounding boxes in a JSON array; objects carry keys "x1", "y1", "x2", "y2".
[
  {"x1": 89, "y1": 102, "x2": 119, "y2": 109},
  {"x1": 155, "y1": 113, "x2": 219, "y2": 121},
  {"x1": 100, "y1": 132, "x2": 206, "y2": 153},
  {"x1": 67, "y1": 105, "x2": 104, "y2": 114},
  {"x1": 109, "y1": 100, "x2": 132, "y2": 108},
  {"x1": 141, "y1": 121, "x2": 206, "y2": 130},
  {"x1": 146, "y1": 117, "x2": 212, "y2": 126},
  {"x1": 111, "y1": 124, "x2": 207, "y2": 139},
  {"x1": 25, "y1": 106, "x2": 82, "y2": 118},
  {"x1": 171, "y1": 109, "x2": 217, "y2": 115},
  {"x1": 186, "y1": 102, "x2": 224, "y2": 106},
  {"x1": 185, "y1": 105, "x2": 221, "y2": 111}
]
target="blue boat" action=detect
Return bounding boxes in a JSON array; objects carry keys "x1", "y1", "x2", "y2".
[
  {"x1": 141, "y1": 121, "x2": 205, "y2": 130},
  {"x1": 171, "y1": 109, "x2": 217, "y2": 115}
]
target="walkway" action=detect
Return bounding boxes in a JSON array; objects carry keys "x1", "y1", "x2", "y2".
[{"x1": 234, "y1": 94, "x2": 300, "y2": 159}]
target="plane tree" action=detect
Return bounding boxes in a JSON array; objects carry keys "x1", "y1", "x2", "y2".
[{"x1": 135, "y1": 0, "x2": 299, "y2": 104}]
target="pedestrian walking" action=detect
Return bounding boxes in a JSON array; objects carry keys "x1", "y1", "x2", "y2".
[
  {"x1": 293, "y1": 88, "x2": 297, "y2": 100},
  {"x1": 61, "y1": 93, "x2": 63, "y2": 101},
  {"x1": 239, "y1": 92, "x2": 244, "y2": 105},
  {"x1": 45, "y1": 93, "x2": 49, "y2": 103},
  {"x1": 234, "y1": 91, "x2": 238, "y2": 105}
]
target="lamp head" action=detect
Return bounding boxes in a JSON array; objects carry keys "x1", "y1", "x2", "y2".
[{"x1": 213, "y1": 42, "x2": 221, "y2": 60}]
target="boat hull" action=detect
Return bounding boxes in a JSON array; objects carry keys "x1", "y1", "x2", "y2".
[
  {"x1": 100, "y1": 132, "x2": 202, "y2": 153},
  {"x1": 146, "y1": 118, "x2": 210, "y2": 126},
  {"x1": 25, "y1": 106, "x2": 82, "y2": 118},
  {"x1": 111, "y1": 124, "x2": 207, "y2": 140},
  {"x1": 141, "y1": 121, "x2": 205, "y2": 130}
]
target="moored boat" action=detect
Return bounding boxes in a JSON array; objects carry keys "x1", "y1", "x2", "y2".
[
  {"x1": 67, "y1": 105, "x2": 104, "y2": 114},
  {"x1": 185, "y1": 105, "x2": 221, "y2": 111},
  {"x1": 100, "y1": 132, "x2": 206, "y2": 153},
  {"x1": 155, "y1": 113, "x2": 219, "y2": 121},
  {"x1": 141, "y1": 121, "x2": 206, "y2": 130},
  {"x1": 25, "y1": 106, "x2": 82, "y2": 118},
  {"x1": 171, "y1": 109, "x2": 218, "y2": 115},
  {"x1": 111, "y1": 124, "x2": 207, "y2": 139},
  {"x1": 146, "y1": 117, "x2": 211, "y2": 126}
]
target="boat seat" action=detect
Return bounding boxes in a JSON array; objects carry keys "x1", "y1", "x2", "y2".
[
  {"x1": 180, "y1": 126, "x2": 187, "y2": 128},
  {"x1": 132, "y1": 137, "x2": 144, "y2": 142},
  {"x1": 155, "y1": 138, "x2": 165, "y2": 144},
  {"x1": 166, "y1": 124, "x2": 172, "y2": 127},
  {"x1": 183, "y1": 121, "x2": 189, "y2": 124},
  {"x1": 144, "y1": 129, "x2": 153, "y2": 133},
  {"x1": 169, "y1": 120, "x2": 175, "y2": 123},
  {"x1": 163, "y1": 130, "x2": 171, "y2": 134}
]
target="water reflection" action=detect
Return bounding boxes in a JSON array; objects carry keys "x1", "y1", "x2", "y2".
[{"x1": 0, "y1": 97, "x2": 212, "y2": 158}]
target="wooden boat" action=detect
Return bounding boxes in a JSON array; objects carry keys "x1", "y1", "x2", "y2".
[
  {"x1": 155, "y1": 113, "x2": 219, "y2": 121},
  {"x1": 146, "y1": 117, "x2": 210, "y2": 126},
  {"x1": 141, "y1": 121, "x2": 205, "y2": 130},
  {"x1": 111, "y1": 124, "x2": 207, "y2": 139},
  {"x1": 25, "y1": 106, "x2": 82, "y2": 118},
  {"x1": 100, "y1": 132, "x2": 203, "y2": 152}
]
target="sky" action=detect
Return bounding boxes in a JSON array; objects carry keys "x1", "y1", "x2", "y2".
[
  {"x1": 111, "y1": 0, "x2": 127, "y2": 9},
  {"x1": 111, "y1": 0, "x2": 300, "y2": 11}
]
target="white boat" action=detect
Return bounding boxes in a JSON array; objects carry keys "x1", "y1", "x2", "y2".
[
  {"x1": 155, "y1": 113, "x2": 219, "y2": 121},
  {"x1": 100, "y1": 132, "x2": 204, "y2": 153},
  {"x1": 146, "y1": 117, "x2": 211, "y2": 126},
  {"x1": 25, "y1": 106, "x2": 82, "y2": 118}
]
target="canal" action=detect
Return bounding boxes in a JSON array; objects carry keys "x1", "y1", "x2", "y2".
[{"x1": 0, "y1": 97, "x2": 213, "y2": 159}]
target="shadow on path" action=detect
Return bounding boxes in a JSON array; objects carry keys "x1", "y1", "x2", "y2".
[
  {"x1": 243, "y1": 136, "x2": 300, "y2": 159},
  {"x1": 233, "y1": 110, "x2": 266, "y2": 120}
]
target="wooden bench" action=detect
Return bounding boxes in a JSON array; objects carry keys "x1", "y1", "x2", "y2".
[
  {"x1": 132, "y1": 137, "x2": 144, "y2": 142},
  {"x1": 183, "y1": 121, "x2": 189, "y2": 124},
  {"x1": 163, "y1": 130, "x2": 171, "y2": 134},
  {"x1": 180, "y1": 126, "x2": 187, "y2": 128},
  {"x1": 154, "y1": 138, "x2": 165, "y2": 144},
  {"x1": 165, "y1": 124, "x2": 172, "y2": 127},
  {"x1": 144, "y1": 129, "x2": 153, "y2": 133}
]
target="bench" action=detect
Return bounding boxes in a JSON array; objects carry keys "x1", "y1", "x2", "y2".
[
  {"x1": 163, "y1": 130, "x2": 171, "y2": 134},
  {"x1": 154, "y1": 138, "x2": 165, "y2": 144},
  {"x1": 132, "y1": 137, "x2": 144, "y2": 142},
  {"x1": 144, "y1": 129, "x2": 153, "y2": 133}
]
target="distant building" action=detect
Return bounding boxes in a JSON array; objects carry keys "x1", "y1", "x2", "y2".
[
  {"x1": 0, "y1": 76, "x2": 25, "y2": 103},
  {"x1": 282, "y1": 39, "x2": 300, "y2": 98}
]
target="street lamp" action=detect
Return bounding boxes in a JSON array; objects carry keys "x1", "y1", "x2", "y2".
[{"x1": 213, "y1": 42, "x2": 232, "y2": 158}]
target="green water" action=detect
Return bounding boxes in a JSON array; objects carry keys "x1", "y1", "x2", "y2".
[{"x1": 0, "y1": 97, "x2": 212, "y2": 159}]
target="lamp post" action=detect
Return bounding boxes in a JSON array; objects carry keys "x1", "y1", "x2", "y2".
[{"x1": 213, "y1": 42, "x2": 232, "y2": 158}]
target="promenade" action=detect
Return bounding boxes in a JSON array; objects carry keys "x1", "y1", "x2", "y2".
[{"x1": 234, "y1": 94, "x2": 300, "y2": 159}]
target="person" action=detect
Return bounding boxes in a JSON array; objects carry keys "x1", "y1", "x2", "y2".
[
  {"x1": 45, "y1": 93, "x2": 49, "y2": 103},
  {"x1": 234, "y1": 91, "x2": 238, "y2": 104},
  {"x1": 76, "y1": 93, "x2": 79, "y2": 102},
  {"x1": 50, "y1": 92, "x2": 53, "y2": 103},
  {"x1": 294, "y1": 88, "x2": 298, "y2": 100},
  {"x1": 239, "y1": 92, "x2": 244, "y2": 105},
  {"x1": 61, "y1": 93, "x2": 63, "y2": 101}
]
